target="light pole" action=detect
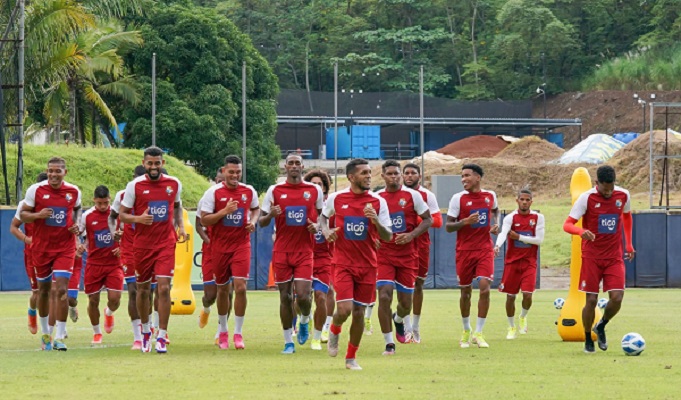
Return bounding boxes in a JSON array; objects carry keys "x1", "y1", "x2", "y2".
[{"x1": 633, "y1": 93, "x2": 652, "y2": 134}]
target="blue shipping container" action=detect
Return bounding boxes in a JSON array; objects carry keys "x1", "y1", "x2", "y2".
[
  {"x1": 351, "y1": 125, "x2": 381, "y2": 159},
  {"x1": 326, "y1": 126, "x2": 351, "y2": 159},
  {"x1": 546, "y1": 132, "x2": 564, "y2": 148}
]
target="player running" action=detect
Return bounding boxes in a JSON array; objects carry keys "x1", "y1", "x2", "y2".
[
  {"x1": 320, "y1": 158, "x2": 392, "y2": 370},
  {"x1": 118, "y1": 147, "x2": 185, "y2": 353},
  {"x1": 260, "y1": 153, "x2": 323, "y2": 354},
  {"x1": 10, "y1": 172, "x2": 48, "y2": 334},
  {"x1": 563, "y1": 165, "x2": 635, "y2": 354},
  {"x1": 402, "y1": 162, "x2": 442, "y2": 343},
  {"x1": 494, "y1": 188, "x2": 545, "y2": 339},
  {"x1": 376, "y1": 160, "x2": 432, "y2": 355},
  {"x1": 446, "y1": 163, "x2": 499, "y2": 349},
  {"x1": 79, "y1": 186, "x2": 124, "y2": 345},
  {"x1": 200, "y1": 155, "x2": 259, "y2": 350},
  {"x1": 20, "y1": 157, "x2": 82, "y2": 351}
]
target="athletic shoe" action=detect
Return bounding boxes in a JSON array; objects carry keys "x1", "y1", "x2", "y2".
[
  {"x1": 393, "y1": 313, "x2": 407, "y2": 343},
  {"x1": 28, "y1": 313, "x2": 38, "y2": 335},
  {"x1": 584, "y1": 340, "x2": 596, "y2": 354},
  {"x1": 234, "y1": 333, "x2": 245, "y2": 350},
  {"x1": 218, "y1": 331, "x2": 229, "y2": 350},
  {"x1": 156, "y1": 337, "x2": 168, "y2": 353},
  {"x1": 198, "y1": 310, "x2": 210, "y2": 329},
  {"x1": 593, "y1": 322, "x2": 608, "y2": 351},
  {"x1": 411, "y1": 330, "x2": 421, "y2": 344},
  {"x1": 41, "y1": 334, "x2": 52, "y2": 351},
  {"x1": 459, "y1": 330, "x2": 471, "y2": 348},
  {"x1": 472, "y1": 332, "x2": 489, "y2": 348},
  {"x1": 297, "y1": 321, "x2": 310, "y2": 345},
  {"x1": 69, "y1": 307, "x2": 79, "y2": 323},
  {"x1": 327, "y1": 332, "x2": 339, "y2": 357},
  {"x1": 364, "y1": 317, "x2": 373, "y2": 335},
  {"x1": 141, "y1": 332, "x2": 152, "y2": 353},
  {"x1": 404, "y1": 331, "x2": 414, "y2": 343},
  {"x1": 382, "y1": 343, "x2": 396, "y2": 356},
  {"x1": 506, "y1": 326, "x2": 517, "y2": 340},
  {"x1": 519, "y1": 316, "x2": 528, "y2": 334},
  {"x1": 321, "y1": 329, "x2": 329, "y2": 343},
  {"x1": 104, "y1": 312, "x2": 114, "y2": 334},
  {"x1": 345, "y1": 359, "x2": 362, "y2": 370},
  {"x1": 164, "y1": 333, "x2": 170, "y2": 345},
  {"x1": 131, "y1": 340, "x2": 142, "y2": 350},
  {"x1": 281, "y1": 343, "x2": 295, "y2": 354},
  {"x1": 311, "y1": 339, "x2": 322, "y2": 350},
  {"x1": 53, "y1": 339, "x2": 67, "y2": 351},
  {"x1": 92, "y1": 333, "x2": 103, "y2": 345}
]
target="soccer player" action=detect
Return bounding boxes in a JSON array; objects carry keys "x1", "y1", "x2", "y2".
[
  {"x1": 303, "y1": 169, "x2": 335, "y2": 350},
  {"x1": 402, "y1": 162, "x2": 442, "y2": 343},
  {"x1": 79, "y1": 185, "x2": 124, "y2": 345},
  {"x1": 563, "y1": 165, "x2": 635, "y2": 354},
  {"x1": 259, "y1": 153, "x2": 323, "y2": 354},
  {"x1": 320, "y1": 158, "x2": 392, "y2": 370},
  {"x1": 376, "y1": 160, "x2": 432, "y2": 355},
  {"x1": 118, "y1": 147, "x2": 185, "y2": 353},
  {"x1": 20, "y1": 157, "x2": 82, "y2": 351},
  {"x1": 200, "y1": 155, "x2": 259, "y2": 350},
  {"x1": 493, "y1": 188, "x2": 545, "y2": 339},
  {"x1": 446, "y1": 163, "x2": 499, "y2": 349},
  {"x1": 10, "y1": 172, "x2": 48, "y2": 334}
]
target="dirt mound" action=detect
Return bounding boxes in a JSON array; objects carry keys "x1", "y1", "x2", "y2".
[
  {"x1": 495, "y1": 135, "x2": 564, "y2": 163},
  {"x1": 437, "y1": 135, "x2": 508, "y2": 158}
]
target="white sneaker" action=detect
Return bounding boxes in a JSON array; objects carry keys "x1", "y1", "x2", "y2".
[
  {"x1": 345, "y1": 359, "x2": 362, "y2": 370},
  {"x1": 506, "y1": 326, "x2": 517, "y2": 340},
  {"x1": 327, "y1": 332, "x2": 339, "y2": 357}
]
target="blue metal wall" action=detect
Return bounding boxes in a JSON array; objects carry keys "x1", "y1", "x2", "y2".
[{"x1": 351, "y1": 125, "x2": 381, "y2": 159}]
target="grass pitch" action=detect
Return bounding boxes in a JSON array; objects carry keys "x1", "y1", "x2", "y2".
[{"x1": 0, "y1": 289, "x2": 679, "y2": 399}]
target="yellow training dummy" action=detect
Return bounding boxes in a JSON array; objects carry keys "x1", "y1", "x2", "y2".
[{"x1": 171, "y1": 208, "x2": 196, "y2": 315}]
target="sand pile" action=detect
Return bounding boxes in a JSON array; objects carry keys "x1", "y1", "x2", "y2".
[
  {"x1": 437, "y1": 135, "x2": 508, "y2": 158},
  {"x1": 495, "y1": 136, "x2": 565, "y2": 163}
]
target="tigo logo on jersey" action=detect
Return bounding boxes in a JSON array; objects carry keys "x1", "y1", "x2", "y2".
[
  {"x1": 65, "y1": 193, "x2": 73, "y2": 202},
  {"x1": 46, "y1": 207, "x2": 67, "y2": 227},
  {"x1": 598, "y1": 214, "x2": 618, "y2": 234},
  {"x1": 514, "y1": 231, "x2": 532, "y2": 248},
  {"x1": 390, "y1": 211, "x2": 406, "y2": 233},
  {"x1": 94, "y1": 229, "x2": 114, "y2": 248},
  {"x1": 303, "y1": 191, "x2": 311, "y2": 200},
  {"x1": 223, "y1": 208, "x2": 245, "y2": 227},
  {"x1": 470, "y1": 208, "x2": 489, "y2": 228},
  {"x1": 344, "y1": 216, "x2": 368, "y2": 241},
  {"x1": 398, "y1": 198, "x2": 406, "y2": 208},
  {"x1": 285, "y1": 206, "x2": 307, "y2": 226},
  {"x1": 314, "y1": 230, "x2": 325, "y2": 244},
  {"x1": 148, "y1": 201, "x2": 169, "y2": 222}
]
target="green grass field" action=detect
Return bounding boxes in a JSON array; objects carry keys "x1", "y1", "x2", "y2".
[{"x1": 1, "y1": 289, "x2": 679, "y2": 399}]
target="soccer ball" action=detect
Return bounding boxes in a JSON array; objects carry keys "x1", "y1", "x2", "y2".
[
  {"x1": 553, "y1": 298, "x2": 565, "y2": 309},
  {"x1": 621, "y1": 332, "x2": 646, "y2": 356},
  {"x1": 597, "y1": 298, "x2": 608, "y2": 309}
]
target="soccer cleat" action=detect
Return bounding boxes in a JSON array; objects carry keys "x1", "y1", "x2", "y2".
[
  {"x1": 519, "y1": 317, "x2": 528, "y2": 334},
  {"x1": 321, "y1": 329, "x2": 329, "y2": 343},
  {"x1": 28, "y1": 313, "x2": 38, "y2": 335},
  {"x1": 393, "y1": 313, "x2": 407, "y2": 343},
  {"x1": 472, "y1": 332, "x2": 489, "y2": 348},
  {"x1": 364, "y1": 317, "x2": 373, "y2": 335},
  {"x1": 311, "y1": 339, "x2": 322, "y2": 351},
  {"x1": 131, "y1": 340, "x2": 142, "y2": 350},
  {"x1": 345, "y1": 359, "x2": 362, "y2": 370},
  {"x1": 404, "y1": 331, "x2": 413, "y2": 343},
  {"x1": 163, "y1": 333, "x2": 170, "y2": 345},
  {"x1": 233, "y1": 333, "x2": 245, "y2": 350},
  {"x1": 506, "y1": 326, "x2": 517, "y2": 340},
  {"x1": 141, "y1": 332, "x2": 152, "y2": 353},
  {"x1": 411, "y1": 330, "x2": 421, "y2": 344},
  {"x1": 69, "y1": 307, "x2": 79, "y2": 323},
  {"x1": 459, "y1": 330, "x2": 471, "y2": 348},
  {"x1": 297, "y1": 321, "x2": 310, "y2": 345},
  {"x1": 281, "y1": 342, "x2": 295, "y2": 354},
  {"x1": 155, "y1": 337, "x2": 168, "y2": 353},
  {"x1": 53, "y1": 339, "x2": 67, "y2": 351},
  {"x1": 92, "y1": 333, "x2": 103, "y2": 345},
  {"x1": 41, "y1": 334, "x2": 52, "y2": 351},
  {"x1": 218, "y1": 331, "x2": 230, "y2": 350},
  {"x1": 104, "y1": 312, "x2": 115, "y2": 334},
  {"x1": 327, "y1": 333, "x2": 339, "y2": 357},
  {"x1": 382, "y1": 343, "x2": 396, "y2": 356},
  {"x1": 198, "y1": 309, "x2": 210, "y2": 329},
  {"x1": 593, "y1": 322, "x2": 608, "y2": 351},
  {"x1": 584, "y1": 341, "x2": 596, "y2": 354}
]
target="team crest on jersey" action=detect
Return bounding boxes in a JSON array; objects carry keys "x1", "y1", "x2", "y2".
[
  {"x1": 166, "y1": 186, "x2": 174, "y2": 196},
  {"x1": 529, "y1": 219, "x2": 536, "y2": 227},
  {"x1": 484, "y1": 197, "x2": 490, "y2": 204},
  {"x1": 581, "y1": 280, "x2": 586, "y2": 289},
  {"x1": 398, "y1": 198, "x2": 406, "y2": 207},
  {"x1": 616, "y1": 199, "x2": 622, "y2": 208},
  {"x1": 241, "y1": 193, "x2": 248, "y2": 203},
  {"x1": 303, "y1": 191, "x2": 311, "y2": 200},
  {"x1": 65, "y1": 193, "x2": 72, "y2": 202}
]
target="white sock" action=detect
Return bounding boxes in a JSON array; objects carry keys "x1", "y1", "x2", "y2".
[
  {"x1": 283, "y1": 328, "x2": 293, "y2": 344},
  {"x1": 105, "y1": 307, "x2": 114, "y2": 317},
  {"x1": 142, "y1": 322, "x2": 150, "y2": 334},
  {"x1": 48, "y1": 325, "x2": 54, "y2": 335},
  {"x1": 313, "y1": 329, "x2": 322, "y2": 340},
  {"x1": 507, "y1": 317, "x2": 515, "y2": 327},
  {"x1": 365, "y1": 305, "x2": 374, "y2": 319},
  {"x1": 158, "y1": 329, "x2": 167, "y2": 340},
  {"x1": 235, "y1": 316, "x2": 244, "y2": 335},
  {"x1": 383, "y1": 332, "x2": 395, "y2": 345},
  {"x1": 323, "y1": 316, "x2": 333, "y2": 331},
  {"x1": 218, "y1": 315, "x2": 228, "y2": 333},
  {"x1": 152, "y1": 311, "x2": 160, "y2": 327},
  {"x1": 520, "y1": 308, "x2": 529, "y2": 318},
  {"x1": 300, "y1": 314, "x2": 310, "y2": 324},
  {"x1": 93, "y1": 324, "x2": 102, "y2": 334},
  {"x1": 412, "y1": 314, "x2": 421, "y2": 331},
  {"x1": 132, "y1": 319, "x2": 142, "y2": 341},
  {"x1": 476, "y1": 317, "x2": 486, "y2": 333},
  {"x1": 39, "y1": 316, "x2": 49, "y2": 335},
  {"x1": 394, "y1": 314, "x2": 404, "y2": 324},
  {"x1": 403, "y1": 315, "x2": 412, "y2": 332},
  {"x1": 462, "y1": 317, "x2": 471, "y2": 331},
  {"x1": 55, "y1": 321, "x2": 67, "y2": 340},
  {"x1": 203, "y1": 306, "x2": 211, "y2": 314}
]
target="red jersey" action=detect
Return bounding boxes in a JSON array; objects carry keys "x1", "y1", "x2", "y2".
[
  {"x1": 568, "y1": 186, "x2": 631, "y2": 259},
  {"x1": 198, "y1": 182, "x2": 259, "y2": 253},
  {"x1": 322, "y1": 188, "x2": 392, "y2": 267},
  {"x1": 313, "y1": 200, "x2": 334, "y2": 261},
  {"x1": 262, "y1": 181, "x2": 323, "y2": 253},
  {"x1": 78, "y1": 206, "x2": 120, "y2": 267},
  {"x1": 376, "y1": 185, "x2": 428, "y2": 256},
  {"x1": 14, "y1": 200, "x2": 33, "y2": 254},
  {"x1": 112, "y1": 190, "x2": 134, "y2": 251},
  {"x1": 23, "y1": 180, "x2": 82, "y2": 253},
  {"x1": 413, "y1": 185, "x2": 440, "y2": 247},
  {"x1": 496, "y1": 210, "x2": 544, "y2": 264},
  {"x1": 447, "y1": 189, "x2": 498, "y2": 252},
  {"x1": 120, "y1": 174, "x2": 182, "y2": 250}
]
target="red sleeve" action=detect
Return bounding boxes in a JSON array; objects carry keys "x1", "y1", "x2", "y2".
[
  {"x1": 623, "y1": 212, "x2": 634, "y2": 252},
  {"x1": 563, "y1": 216, "x2": 584, "y2": 236},
  {"x1": 431, "y1": 212, "x2": 443, "y2": 228}
]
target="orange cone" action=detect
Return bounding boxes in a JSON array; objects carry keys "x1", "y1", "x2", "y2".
[{"x1": 267, "y1": 262, "x2": 276, "y2": 289}]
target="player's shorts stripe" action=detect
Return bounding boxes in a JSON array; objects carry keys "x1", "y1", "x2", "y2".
[{"x1": 376, "y1": 280, "x2": 395, "y2": 288}]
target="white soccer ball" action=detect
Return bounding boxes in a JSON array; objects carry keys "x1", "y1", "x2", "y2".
[
  {"x1": 553, "y1": 298, "x2": 565, "y2": 309},
  {"x1": 621, "y1": 332, "x2": 646, "y2": 356},
  {"x1": 597, "y1": 298, "x2": 609, "y2": 309}
]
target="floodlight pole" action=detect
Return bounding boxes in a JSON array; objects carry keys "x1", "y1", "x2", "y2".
[
  {"x1": 242, "y1": 61, "x2": 247, "y2": 184},
  {"x1": 151, "y1": 52, "x2": 156, "y2": 147},
  {"x1": 334, "y1": 62, "x2": 338, "y2": 191},
  {"x1": 419, "y1": 66, "x2": 424, "y2": 179},
  {"x1": 15, "y1": 0, "x2": 25, "y2": 202}
]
